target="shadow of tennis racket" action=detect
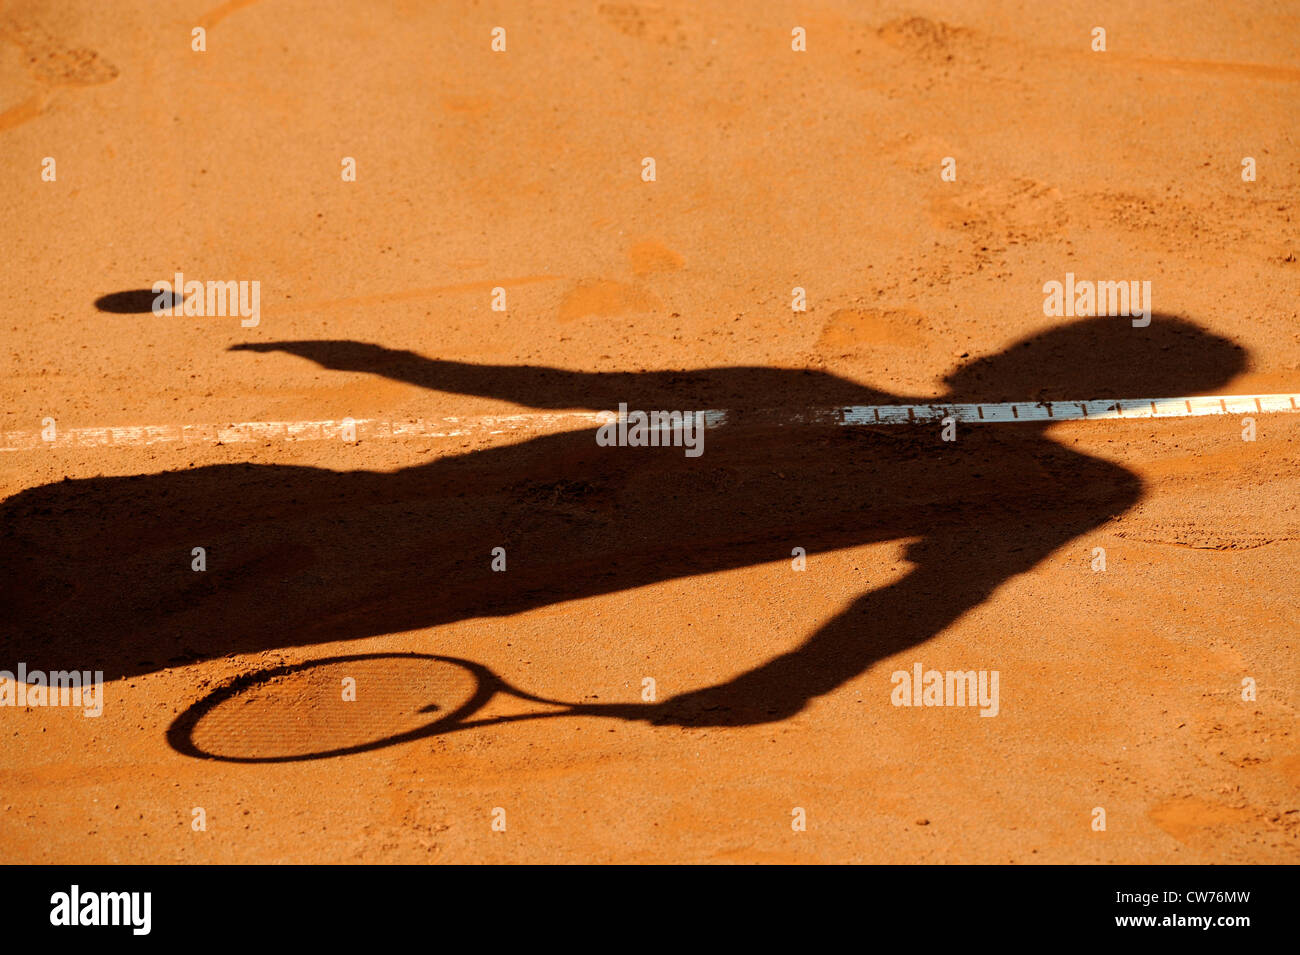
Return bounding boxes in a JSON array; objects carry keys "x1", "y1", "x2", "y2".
[{"x1": 168, "y1": 652, "x2": 633, "y2": 762}]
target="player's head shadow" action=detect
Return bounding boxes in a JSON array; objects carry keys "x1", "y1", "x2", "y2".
[
  {"x1": 942, "y1": 314, "x2": 1247, "y2": 406},
  {"x1": 0, "y1": 310, "x2": 1250, "y2": 758}
]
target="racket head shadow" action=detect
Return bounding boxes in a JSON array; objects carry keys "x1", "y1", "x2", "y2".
[{"x1": 168, "y1": 652, "x2": 496, "y2": 762}]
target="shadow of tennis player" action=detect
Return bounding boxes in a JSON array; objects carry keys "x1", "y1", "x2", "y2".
[{"x1": 0, "y1": 314, "x2": 1244, "y2": 741}]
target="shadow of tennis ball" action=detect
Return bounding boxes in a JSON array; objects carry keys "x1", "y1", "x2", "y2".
[
  {"x1": 94, "y1": 289, "x2": 185, "y2": 313},
  {"x1": 187, "y1": 655, "x2": 478, "y2": 761}
]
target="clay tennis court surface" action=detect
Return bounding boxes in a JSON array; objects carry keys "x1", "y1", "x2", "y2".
[{"x1": 1, "y1": 0, "x2": 1297, "y2": 863}]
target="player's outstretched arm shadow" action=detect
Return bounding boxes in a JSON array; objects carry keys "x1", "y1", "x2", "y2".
[{"x1": 230, "y1": 340, "x2": 894, "y2": 410}]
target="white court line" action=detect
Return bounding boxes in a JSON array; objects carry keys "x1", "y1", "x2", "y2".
[{"x1": 2, "y1": 394, "x2": 1297, "y2": 452}]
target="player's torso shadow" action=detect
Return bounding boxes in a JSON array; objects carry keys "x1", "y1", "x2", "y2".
[{"x1": 0, "y1": 415, "x2": 1133, "y2": 678}]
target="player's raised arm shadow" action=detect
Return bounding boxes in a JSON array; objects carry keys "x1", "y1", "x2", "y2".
[
  {"x1": 0, "y1": 313, "x2": 1247, "y2": 757},
  {"x1": 228, "y1": 339, "x2": 897, "y2": 411}
]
